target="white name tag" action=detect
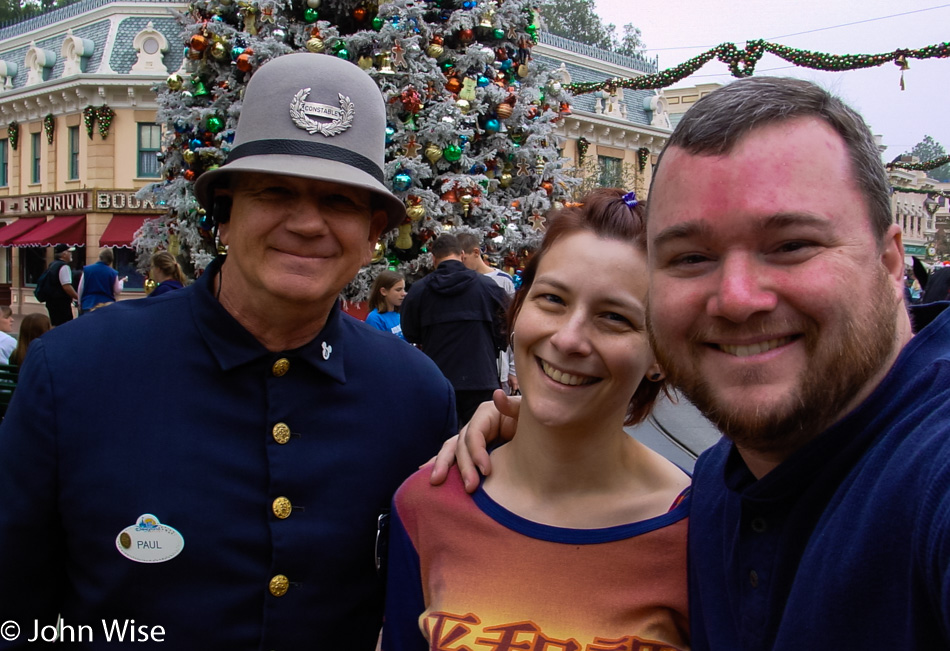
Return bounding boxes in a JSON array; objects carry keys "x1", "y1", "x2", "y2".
[{"x1": 115, "y1": 514, "x2": 184, "y2": 564}]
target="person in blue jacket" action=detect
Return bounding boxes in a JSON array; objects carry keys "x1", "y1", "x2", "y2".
[
  {"x1": 78, "y1": 248, "x2": 126, "y2": 313},
  {"x1": 365, "y1": 269, "x2": 406, "y2": 339},
  {"x1": 146, "y1": 251, "x2": 186, "y2": 297},
  {"x1": 0, "y1": 52, "x2": 455, "y2": 650}
]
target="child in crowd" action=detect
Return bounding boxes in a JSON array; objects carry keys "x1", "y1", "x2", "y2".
[{"x1": 365, "y1": 270, "x2": 407, "y2": 340}]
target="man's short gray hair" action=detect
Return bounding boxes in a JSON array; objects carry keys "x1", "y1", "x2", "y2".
[{"x1": 655, "y1": 77, "x2": 892, "y2": 242}]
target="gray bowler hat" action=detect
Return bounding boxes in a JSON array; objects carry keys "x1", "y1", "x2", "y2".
[{"x1": 194, "y1": 52, "x2": 406, "y2": 231}]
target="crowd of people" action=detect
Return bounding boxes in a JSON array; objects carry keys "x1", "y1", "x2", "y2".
[{"x1": 0, "y1": 51, "x2": 947, "y2": 651}]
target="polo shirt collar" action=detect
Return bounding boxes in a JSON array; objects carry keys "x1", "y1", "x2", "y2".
[{"x1": 189, "y1": 255, "x2": 347, "y2": 382}]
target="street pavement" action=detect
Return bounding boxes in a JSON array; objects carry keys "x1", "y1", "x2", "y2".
[{"x1": 626, "y1": 391, "x2": 721, "y2": 473}]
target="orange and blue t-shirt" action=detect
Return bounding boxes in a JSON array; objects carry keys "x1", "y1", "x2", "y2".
[{"x1": 383, "y1": 466, "x2": 690, "y2": 651}]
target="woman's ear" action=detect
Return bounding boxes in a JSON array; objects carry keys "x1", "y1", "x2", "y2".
[{"x1": 646, "y1": 363, "x2": 665, "y2": 383}]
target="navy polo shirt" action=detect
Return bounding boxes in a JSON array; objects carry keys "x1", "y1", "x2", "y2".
[
  {"x1": 688, "y1": 302, "x2": 950, "y2": 650},
  {"x1": 0, "y1": 256, "x2": 456, "y2": 649}
]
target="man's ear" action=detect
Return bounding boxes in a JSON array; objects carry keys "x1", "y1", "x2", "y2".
[
  {"x1": 880, "y1": 223, "x2": 905, "y2": 287},
  {"x1": 369, "y1": 210, "x2": 388, "y2": 244}
]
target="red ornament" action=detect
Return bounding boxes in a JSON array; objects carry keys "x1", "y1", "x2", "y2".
[
  {"x1": 400, "y1": 87, "x2": 423, "y2": 114},
  {"x1": 353, "y1": 6, "x2": 367, "y2": 21},
  {"x1": 541, "y1": 181, "x2": 553, "y2": 196},
  {"x1": 184, "y1": 169, "x2": 196, "y2": 182},
  {"x1": 459, "y1": 29, "x2": 474, "y2": 42},
  {"x1": 441, "y1": 189, "x2": 458, "y2": 203},
  {"x1": 445, "y1": 77, "x2": 462, "y2": 94}
]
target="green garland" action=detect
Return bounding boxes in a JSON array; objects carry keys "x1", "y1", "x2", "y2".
[
  {"x1": 566, "y1": 39, "x2": 950, "y2": 95},
  {"x1": 637, "y1": 147, "x2": 650, "y2": 172},
  {"x1": 892, "y1": 186, "x2": 950, "y2": 198},
  {"x1": 7, "y1": 121, "x2": 17, "y2": 150},
  {"x1": 888, "y1": 155, "x2": 950, "y2": 172},
  {"x1": 43, "y1": 113, "x2": 54, "y2": 144},
  {"x1": 82, "y1": 105, "x2": 96, "y2": 139}
]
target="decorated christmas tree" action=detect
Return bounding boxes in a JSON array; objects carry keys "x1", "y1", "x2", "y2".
[{"x1": 136, "y1": 0, "x2": 577, "y2": 298}]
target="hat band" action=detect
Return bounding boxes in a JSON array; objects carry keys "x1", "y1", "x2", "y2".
[{"x1": 225, "y1": 139, "x2": 384, "y2": 184}]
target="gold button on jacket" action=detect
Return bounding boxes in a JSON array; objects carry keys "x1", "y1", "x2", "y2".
[
  {"x1": 269, "y1": 574, "x2": 290, "y2": 597},
  {"x1": 272, "y1": 497, "x2": 292, "y2": 519},
  {"x1": 272, "y1": 422, "x2": 291, "y2": 444},
  {"x1": 271, "y1": 358, "x2": 290, "y2": 377}
]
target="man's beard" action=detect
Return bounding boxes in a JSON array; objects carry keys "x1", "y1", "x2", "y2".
[{"x1": 649, "y1": 271, "x2": 901, "y2": 457}]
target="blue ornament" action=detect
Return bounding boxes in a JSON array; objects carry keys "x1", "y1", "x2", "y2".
[
  {"x1": 484, "y1": 118, "x2": 500, "y2": 133},
  {"x1": 385, "y1": 126, "x2": 395, "y2": 145},
  {"x1": 469, "y1": 163, "x2": 487, "y2": 174},
  {"x1": 500, "y1": 59, "x2": 513, "y2": 71},
  {"x1": 462, "y1": 0, "x2": 475, "y2": 8},
  {"x1": 231, "y1": 46, "x2": 245, "y2": 59},
  {"x1": 393, "y1": 172, "x2": 412, "y2": 192},
  {"x1": 190, "y1": 138, "x2": 203, "y2": 150},
  {"x1": 477, "y1": 75, "x2": 490, "y2": 87}
]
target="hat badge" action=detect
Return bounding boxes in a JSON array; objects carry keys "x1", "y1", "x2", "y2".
[{"x1": 289, "y1": 88, "x2": 355, "y2": 137}]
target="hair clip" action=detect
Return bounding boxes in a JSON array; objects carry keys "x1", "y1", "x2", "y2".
[{"x1": 622, "y1": 191, "x2": 638, "y2": 209}]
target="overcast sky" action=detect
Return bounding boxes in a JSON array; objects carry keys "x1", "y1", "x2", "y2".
[{"x1": 594, "y1": 0, "x2": 950, "y2": 159}]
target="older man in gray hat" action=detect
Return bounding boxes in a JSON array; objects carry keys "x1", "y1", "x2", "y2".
[{"x1": 0, "y1": 53, "x2": 455, "y2": 649}]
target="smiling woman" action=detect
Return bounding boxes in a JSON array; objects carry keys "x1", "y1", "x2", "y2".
[{"x1": 382, "y1": 189, "x2": 692, "y2": 651}]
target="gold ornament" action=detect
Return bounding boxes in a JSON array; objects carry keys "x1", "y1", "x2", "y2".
[
  {"x1": 456, "y1": 99, "x2": 471, "y2": 114},
  {"x1": 306, "y1": 37, "x2": 325, "y2": 53},
  {"x1": 377, "y1": 52, "x2": 395, "y2": 74},
  {"x1": 371, "y1": 241, "x2": 385, "y2": 262},
  {"x1": 424, "y1": 143, "x2": 443, "y2": 163},
  {"x1": 394, "y1": 223, "x2": 413, "y2": 249},
  {"x1": 167, "y1": 73, "x2": 183, "y2": 90},
  {"x1": 496, "y1": 103, "x2": 513, "y2": 119},
  {"x1": 426, "y1": 42, "x2": 444, "y2": 58},
  {"x1": 500, "y1": 172, "x2": 512, "y2": 188},
  {"x1": 407, "y1": 203, "x2": 425, "y2": 221},
  {"x1": 357, "y1": 55, "x2": 373, "y2": 69}
]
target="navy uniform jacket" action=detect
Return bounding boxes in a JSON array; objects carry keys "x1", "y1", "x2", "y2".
[{"x1": 0, "y1": 256, "x2": 456, "y2": 650}]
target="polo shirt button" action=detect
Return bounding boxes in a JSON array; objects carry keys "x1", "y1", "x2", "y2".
[
  {"x1": 750, "y1": 517, "x2": 767, "y2": 533},
  {"x1": 272, "y1": 497, "x2": 292, "y2": 519},
  {"x1": 272, "y1": 358, "x2": 290, "y2": 377},
  {"x1": 269, "y1": 574, "x2": 290, "y2": 597},
  {"x1": 749, "y1": 570, "x2": 759, "y2": 588},
  {"x1": 272, "y1": 422, "x2": 291, "y2": 445}
]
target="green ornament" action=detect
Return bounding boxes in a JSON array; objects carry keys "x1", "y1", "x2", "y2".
[
  {"x1": 493, "y1": 28, "x2": 504, "y2": 39},
  {"x1": 526, "y1": 24, "x2": 537, "y2": 39},
  {"x1": 304, "y1": 7, "x2": 319, "y2": 22},
  {"x1": 207, "y1": 115, "x2": 225, "y2": 133},
  {"x1": 192, "y1": 80, "x2": 209, "y2": 97},
  {"x1": 443, "y1": 144, "x2": 462, "y2": 162},
  {"x1": 336, "y1": 47, "x2": 349, "y2": 60},
  {"x1": 372, "y1": 15, "x2": 383, "y2": 30}
]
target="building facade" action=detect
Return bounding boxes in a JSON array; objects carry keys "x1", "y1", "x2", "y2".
[
  {"x1": 535, "y1": 32, "x2": 672, "y2": 200},
  {"x1": 0, "y1": 0, "x2": 183, "y2": 315}
]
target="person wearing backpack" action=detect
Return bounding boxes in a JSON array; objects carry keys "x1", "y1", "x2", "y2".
[{"x1": 39, "y1": 244, "x2": 78, "y2": 326}]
